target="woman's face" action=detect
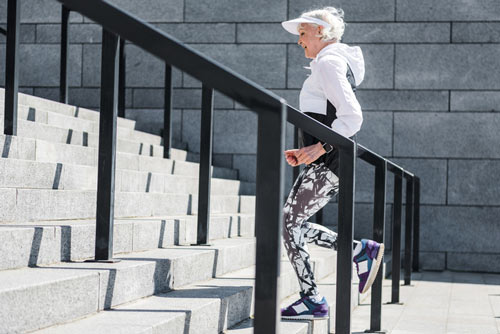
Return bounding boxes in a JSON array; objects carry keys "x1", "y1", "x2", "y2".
[{"x1": 297, "y1": 23, "x2": 325, "y2": 59}]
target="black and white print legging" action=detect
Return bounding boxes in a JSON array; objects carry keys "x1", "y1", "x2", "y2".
[{"x1": 282, "y1": 162, "x2": 340, "y2": 298}]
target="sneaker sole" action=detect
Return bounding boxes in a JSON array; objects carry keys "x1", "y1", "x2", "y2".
[
  {"x1": 361, "y1": 243, "x2": 385, "y2": 294},
  {"x1": 281, "y1": 314, "x2": 329, "y2": 320}
]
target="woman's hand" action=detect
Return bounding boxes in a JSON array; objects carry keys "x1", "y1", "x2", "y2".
[
  {"x1": 284, "y1": 142, "x2": 326, "y2": 166},
  {"x1": 284, "y1": 149, "x2": 300, "y2": 166}
]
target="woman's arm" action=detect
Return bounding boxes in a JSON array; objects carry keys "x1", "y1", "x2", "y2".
[
  {"x1": 316, "y1": 55, "x2": 363, "y2": 138},
  {"x1": 284, "y1": 142, "x2": 326, "y2": 166}
]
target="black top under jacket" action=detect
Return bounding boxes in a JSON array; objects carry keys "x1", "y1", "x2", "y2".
[{"x1": 298, "y1": 65, "x2": 357, "y2": 176}]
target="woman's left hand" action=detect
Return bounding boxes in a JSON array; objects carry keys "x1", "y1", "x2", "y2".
[{"x1": 293, "y1": 142, "x2": 326, "y2": 165}]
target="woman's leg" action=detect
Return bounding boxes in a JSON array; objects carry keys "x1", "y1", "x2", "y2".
[
  {"x1": 302, "y1": 222, "x2": 339, "y2": 250},
  {"x1": 282, "y1": 163, "x2": 338, "y2": 298}
]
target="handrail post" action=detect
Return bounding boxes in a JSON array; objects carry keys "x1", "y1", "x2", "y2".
[
  {"x1": 118, "y1": 39, "x2": 126, "y2": 118},
  {"x1": 316, "y1": 208, "x2": 324, "y2": 225},
  {"x1": 292, "y1": 126, "x2": 299, "y2": 181},
  {"x1": 412, "y1": 176, "x2": 420, "y2": 272},
  {"x1": 369, "y1": 159, "x2": 387, "y2": 332},
  {"x1": 254, "y1": 102, "x2": 286, "y2": 334},
  {"x1": 335, "y1": 142, "x2": 356, "y2": 334},
  {"x1": 4, "y1": 0, "x2": 20, "y2": 136},
  {"x1": 391, "y1": 171, "x2": 403, "y2": 303},
  {"x1": 59, "y1": 5, "x2": 70, "y2": 104},
  {"x1": 163, "y1": 64, "x2": 173, "y2": 159},
  {"x1": 404, "y1": 176, "x2": 414, "y2": 285},
  {"x1": 94, "y1": 29, "x2": 120, "y2": 261},
  {"x1": 195, "y1": 85, "x2": 214, "y2": 245}
]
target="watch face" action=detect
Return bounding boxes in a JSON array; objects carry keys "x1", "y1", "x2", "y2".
[{"x1": 323, "y1": 143, "x2": 333, "y2": 153}]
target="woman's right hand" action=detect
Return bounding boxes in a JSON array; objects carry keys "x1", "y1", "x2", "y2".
[{"x1": 284, "y1": 149, "x2": 300, "y2": 167}]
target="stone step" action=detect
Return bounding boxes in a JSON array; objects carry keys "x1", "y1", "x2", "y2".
[
  {"x1": 0, "y1": 103, "x2": 95, "y2": 133},
  {"x1": 229, "y1": 264, "x2": 378, "y2": 334},
  {"x1": 0, "y1": 158, "x2": 242, "y2": 195},
  {"x1": 0, "y1": 135, "x2": 238, "y2": 179},
  {"x1": 0, "y1": 237, "x2": 258, "y2": 334},
  {"x1": 228, "y1": 319, "x2": 310, "y2": 334},
  {"x1": 29, "y1": 246, "x2": 337, "y2": 334},
  {"x1": 171, "y1": 158, "x2": 238, "y2": 180},
  {"x1": 0, "y1": 213, "x2": 255, "y2": 271},
  {"x1": 0, "y1": 88, "x2": 136, "y2": 130},
  {"x1": 10, "y1": 117, "x2": 169, "y2": 158},
  {"x1": 0, "y1": 103, "x2": 167, "y2": 147},
  {"x1": 0, "y1": 99, "x2": 135, "y2": 133},
  {"x1": 0, "y1": 188, "x2": 255, "y2": 222}
]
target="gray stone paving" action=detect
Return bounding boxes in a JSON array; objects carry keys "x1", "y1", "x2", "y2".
[
  {"x1": 351, "y1": 271, "x2": 500, "y2": 334},
  {"x1": 1, "y1": 0, "x2": 500, "y2": 273}
]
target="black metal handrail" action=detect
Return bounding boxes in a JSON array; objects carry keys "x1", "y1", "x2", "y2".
[{"x1": 1, "y1": 0, "x2": 421, "y2": 332}]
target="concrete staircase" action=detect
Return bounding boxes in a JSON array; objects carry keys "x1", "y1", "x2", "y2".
[{"x1": 0, "y1": 89, "x2": 367, "y2": 334}]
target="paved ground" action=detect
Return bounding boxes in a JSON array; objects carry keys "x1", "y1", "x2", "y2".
[{"x1": 350, "y1": 271, "x2": 500, "y2": 334}]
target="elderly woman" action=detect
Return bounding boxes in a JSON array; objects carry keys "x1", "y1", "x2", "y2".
[{"x1": 280, "y1": 7, "x2": 384, "y2": 319}]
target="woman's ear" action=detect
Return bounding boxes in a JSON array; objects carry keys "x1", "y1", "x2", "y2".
[{"x1": 317, "y1": 26, "x2": 323, "y2": 38}]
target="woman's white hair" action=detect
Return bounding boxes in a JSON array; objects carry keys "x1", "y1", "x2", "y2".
[{"x1": 298, "y1": 7, "x2": 345, "y2": 42}]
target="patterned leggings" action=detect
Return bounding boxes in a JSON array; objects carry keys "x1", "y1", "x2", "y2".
[{"x1": 282, "y1": 163, "x2": 340, "y2": 297}]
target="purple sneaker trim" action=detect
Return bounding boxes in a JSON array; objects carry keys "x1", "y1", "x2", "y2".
[
  {"x1": 281, "y1": 296, "x2": 329, "y2": 319},
  {"x1": 354, "y1": 239, "x2": 384, "y2": 294}
]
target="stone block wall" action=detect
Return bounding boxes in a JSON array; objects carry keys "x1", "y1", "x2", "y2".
[{"x1": 1, "y1": 0, "x2": 500, "y2": 272}]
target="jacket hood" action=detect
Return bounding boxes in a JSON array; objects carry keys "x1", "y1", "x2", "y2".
[{"x1": 311, "y1": 42, "x2": 365, "y2": 86}]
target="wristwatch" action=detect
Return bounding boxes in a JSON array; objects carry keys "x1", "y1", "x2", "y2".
[{"x1": 322, "y1": 142, "x2": 334, "y2": 154}]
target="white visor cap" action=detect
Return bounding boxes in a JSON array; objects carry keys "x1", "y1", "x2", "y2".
[{"x1": 281, "y1": 16, "x2": 332, "y2": 35}]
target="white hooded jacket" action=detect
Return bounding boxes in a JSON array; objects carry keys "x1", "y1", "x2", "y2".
[{"x1": 299, "y1": 42, "x2": 365, "y2": 138}]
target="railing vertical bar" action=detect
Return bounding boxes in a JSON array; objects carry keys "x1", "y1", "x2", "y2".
[
  {"x1": 370, "y1": 160, "x2": 387, "y2": 332},
  {"x1": 195, "y1": 85, "x2": 214, "y2": 245},
  {"x1": 59, "y1": 6, "x2": 70, "y2": 104},
  {"x1": 404, "y1": 176, "x2": 414, "y2": 285},
  {"x1": 163, "y1": 64, "x2": 173, "y2": 159},
  {"x1": 412, "y1": 176, "x2": 420, "y2": 272},
  {"x1": 4, "y1": 0, "x2": 20, "y2": 136},
  {"x1": 94, "y1": 30, "x2": 120, "y2": 261},
  {"x1": 391, "y1": 172, "x2": 403, "y2": 303},
  {"x1": 335, "y1": 143, "x2": 356, "y2": 334},
  {"x1": 59, "y1": 5, "x2": 70, "y2": 104},
  {"x1": 293, "y1": 126, "x2": 299, "y2": 181},
  {"x1": 118, "y1": 39, "x2": 126, "y2": 118},
  {"x1": 316, "y1": 208, "x2": 324, "y2": 225},
  {"x1": 254, "y1": 102, "x2": 286, "y2": 334}
]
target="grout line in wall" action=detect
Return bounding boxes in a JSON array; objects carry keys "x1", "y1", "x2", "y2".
[
  {"x1": 179, "y1": 108, "x2": 183, "y2": 145},
  {"x1": 354, "y1": 201, "x2": 500, "y2": 208},
  {"x1": 285, "y1": 44, "x2": 289, "y2": 89},
  {"x1": 234, "y1": 23, "x2": 238, "y2": 44},
  {"x1": 183, "y1": 0, "x2": 186, "y2": 22},
  {"x1": 448, "y1": 90, "x2": 451, "y2": 112},
  {"x1": 445, "y1": 159, "x2": 449, "y2": 205},
  {"x1": 26, "y1": 84, "x2": 497, "y2": 93},
  {"x1": 449, "y1": 22, "x2": 453, "y2": 43},
  {"x1": 130, "y1": 88, "x2": 134, "y2": 109},
  {"x1": 391, "y1": 156, "x2": 500, "y2": 162},
  {"x1": 51, "y1": 86, "x2": 496, "y2": 93},
  {"x1": 394, "y1": 0, "x2": 397, "y2": 22},
  {"x1": 34, "y1": 23, "x2": 38, "y2": 43},
  {"x1": 12, "y1": 40, "x2": 500, "y2": 46},
  {"x1": 392, "y1": 111, "x2": 395, "y2": 157},
  {"x1": 180, "y1": 20, "x2": 500, "y2": 24},
  {"x1": 80, "y1": 41, "x2": 84, "y2": 88},
  {"x1": 392, "y1": 44, "x2": 396, "y2": 89}
]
